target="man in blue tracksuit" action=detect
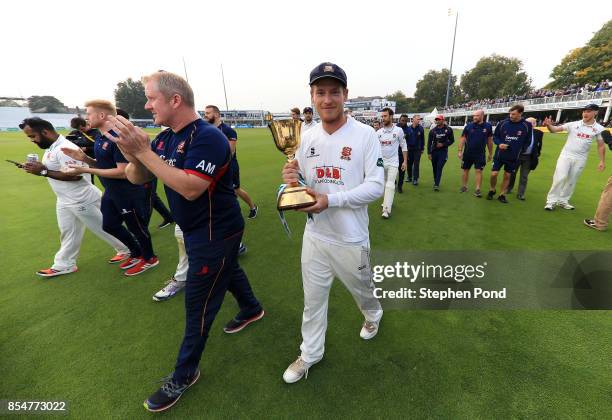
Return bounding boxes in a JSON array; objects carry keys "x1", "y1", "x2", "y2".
[
  {"x1": 396, "y1": 114, "x2": 410, "y2": 192},
  {"x1": 487, "y1": 104, "x2": 532, "y2": 203},
  {"x1": 111, "y1": 71, "x2": 263, "y2": 412},
  {"x1": 427, "y1": 114, "x2": 454, "y2": 191},
  {"x1": 406, "y1": 115, "x2": 425, "y2": 185},
  {"x1": 65, "y1": 100, "x2": 159, "y2": 276}
]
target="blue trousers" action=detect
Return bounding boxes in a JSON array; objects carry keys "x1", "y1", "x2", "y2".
[
  {"x1": 101, "y1": 187, "x2": 155, "y2": 259},
  {"x1": 408, "y1": 148, "x2": 422, "y2": 181},
  {"x1": 173, "y1": 229, "x2": 261, "y2": 383},
  {"x1": 431, "y1": 150, "x2": 448, "y2": 186}
]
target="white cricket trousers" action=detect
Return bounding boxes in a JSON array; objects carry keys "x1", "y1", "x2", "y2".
[
  {"x1": 53, "y1": 199, "x2": 129, "y2": 271},
  {"x1": 173, "y1": 225, "x2": 189, "y2": 282},
  {"x1": 383, "y1": 164, "x2": 398, "y2": 213},
  {"x1": 299, "y1": 231, "x2": 383, "y2": 363},
  {"x1": 546, "y1": 154, "x2": 587, "y2": 206}
]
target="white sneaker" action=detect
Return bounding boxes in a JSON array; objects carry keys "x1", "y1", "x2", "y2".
[
  {"x1": 152, "y1": 276, "x2": 186, "y2": 301},
  {"x1": 282, "y1": 356, "x2": 321, "y2": 384},
  {"x1": 544, "y1": 204, "x2": 555, "y2": 211},
  {"x1": 558, "y1": 202, "x2": 575, "y2": 210},
  {"x1": 382, "y1": 210, "x2": 390, "y2": 219},
  {"x1": 360, "y1": 319, "x2": 380, "y2": 340}
]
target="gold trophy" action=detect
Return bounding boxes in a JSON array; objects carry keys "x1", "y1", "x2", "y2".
[{"x1": 269, "y1": 119, "x2": 316, "y2": 210}]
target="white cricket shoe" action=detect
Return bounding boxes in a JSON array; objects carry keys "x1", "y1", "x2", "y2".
[
  {"x1": 544, "y1": 204, "x2": 555, "y2": 211},
  {"x1": 153, "y1": 276, "x2": 186, "y2": 301},
  {"x1": 283, "y1": 356, "x2": 321, "y2": 384},
  {"x1": 382, "y1": 210, "x2": 390, "y2": 219},
  {"x1": 557, "y1": 202, "x2": 575, "y2": 210},
  {"x1": 360, "y1": 319, "x2": 380, "y2": 340}
]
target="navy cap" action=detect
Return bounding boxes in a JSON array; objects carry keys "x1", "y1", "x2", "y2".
[
  {"x1": 584, "y1": 103, "x2": 599, "y2": 111},
  {"x1": 309, "y1": 62, "x2": 347, "y2": 87},
  {"x1": 303, "y1": 106, "x2": 313, "y2": 113}
]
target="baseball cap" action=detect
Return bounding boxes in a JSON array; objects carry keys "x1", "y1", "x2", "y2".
[
  {"x1": 435, "y1": 114, "x2": 445, "y2": 121},
  {"x1": 584, "y1": 103, "x2": 599, "y2": 111},
  {"x1": 309, "y1": 62, "x2": 347, "y2": 87},
  {"x1": 303, "y1": 106, "x2": 313, "y2": 113}
]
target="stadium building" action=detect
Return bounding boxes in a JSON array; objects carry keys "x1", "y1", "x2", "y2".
[
  {"x1": 344, "y1": 96, "x2": 397, "y2": 113},
  {"x1": 441, "y1": 89, "x2": 612, "y2": 127}
]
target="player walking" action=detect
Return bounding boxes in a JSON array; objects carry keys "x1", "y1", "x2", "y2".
[
  {"x1": 18, "y1": 117, "x2": 129, "y2": 277},
  {"x1": 281, "y1": 62, "x2": 384, "y2": 383},
  {"x1": 377, "y1": 107, "x2": 407, "y2": 218},
  {"x1": 544, "y1": 104, "x2": 606, "y2": 210}
]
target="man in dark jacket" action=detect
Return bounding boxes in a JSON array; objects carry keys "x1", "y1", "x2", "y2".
[
  {"x1": 67, "y1": 117, "x2": 99, "y2": 183},
  {"x1": 406, "y1": 115, "x2": 425, "y2": 185},
  {"x1": 427, "y1": 115, "x2": 454, "y2": 191},
  {"x1": 507, "y1": 117, "x2": 543, "y2": 200},
  {"x1": 67, "y1": 117, "x2": 97, "y2": 159},
  {"x1": 396, "y1": 114, "x2": 410, "y2": 192}
]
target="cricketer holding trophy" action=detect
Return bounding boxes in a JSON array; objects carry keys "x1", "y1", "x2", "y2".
[
  {"x1": 270, "y1": 118, "x2": 317, "y2": 235},
  {"x1": 280, "y1": 62, "x2": 385, "y2": 383}
]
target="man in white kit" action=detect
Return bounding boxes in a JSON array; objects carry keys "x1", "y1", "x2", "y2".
[
  {"x1": 281, "y1": 62, "x2": 384, "y2": 383},
  {"x1": 377, "y1": 107, "x2": 407, "y2": 218},
  {"x1": 19, "y1": 118, "x2": 129, "y2": 277},
  {"x1": 302, "y1": 106, "x2": 317, "y2": 132},
  {"x1": 543, "y1": 104, "x2": 606, "y2": 211}
]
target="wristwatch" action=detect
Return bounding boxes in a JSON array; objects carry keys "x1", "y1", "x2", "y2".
[{"x1": 40, "y1": 167, "x2": 48, "y2": 177}]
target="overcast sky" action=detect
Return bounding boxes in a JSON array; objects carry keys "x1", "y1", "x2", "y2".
[{"x1": 3, "y1": 1, "x2": 610, "y2": 112}]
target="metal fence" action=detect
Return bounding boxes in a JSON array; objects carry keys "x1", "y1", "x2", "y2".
[{"x1": 443, "y1": 89, "x2": 612, "y2": 115}]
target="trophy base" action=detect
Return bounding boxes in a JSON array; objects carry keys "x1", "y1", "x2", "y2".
[{"x1": 278, "y1": 186, "x2": 316, "y2": 210}]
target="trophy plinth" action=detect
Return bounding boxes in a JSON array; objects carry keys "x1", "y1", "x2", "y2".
[
  {"x1": 277, "y1": 185, "x2": 316, "y2": 210},
  {"x1": 269, "y1": 119, "x2": 317, "y2": 211}
]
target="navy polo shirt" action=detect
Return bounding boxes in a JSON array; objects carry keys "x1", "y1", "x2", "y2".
[
  {"x1": 493, "y1": 118, "x2": 532, "y2": 162},
  {"x1": 94, "y1": 132, "x2": 143, "y2": 193},
  {"x1": 462, "y1": 122, "x2": 493, "y2": 156},
  {"x1": 151, "y1": 118, "x2": 243, "y2": 237}
]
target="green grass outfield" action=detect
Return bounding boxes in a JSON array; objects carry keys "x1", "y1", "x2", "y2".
[{"x1": 0, "y1": 127, "x2": 610, "y2": 419}]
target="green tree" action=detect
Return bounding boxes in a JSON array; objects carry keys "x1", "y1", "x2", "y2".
[
  {"x1": 414, "y1": 69, "x2": 462, "y2": 111},
  {"x1": 386, "y1": 90, "x2": 412, "y2": 113},
  {"x1": 548, "y1": 19, "x2": 612, "y2": 88},
  {"x1": 460, "y1": 55, "x2": 532, "y2": 100},
  {"x1": 27, "y1": 96, "x2": 67, "y2": 113},
  {"x1": 114, "y1": 78, "x2": 152, "y2": 119}
]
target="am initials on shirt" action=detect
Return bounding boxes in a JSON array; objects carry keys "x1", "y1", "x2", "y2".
[{"x1": 195, "y1": 159, "x2": 216, "y2": 175}]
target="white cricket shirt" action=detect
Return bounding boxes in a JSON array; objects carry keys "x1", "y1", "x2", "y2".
[
  {"x1": 296, "y1": 117, "x2": 384, "y2": 245},
  {"x1": 42, "y1": 135, "x2": 101, "y2": 207},
  {"x1": 560, "y1": 120, "x2": 605, "y2": 160},
  {"x1": 376, "y1": 125, "x2": 407, "y2": 167},
  {"x1": 302, "y1": 120, "x2": 318, "y2": 133}
]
